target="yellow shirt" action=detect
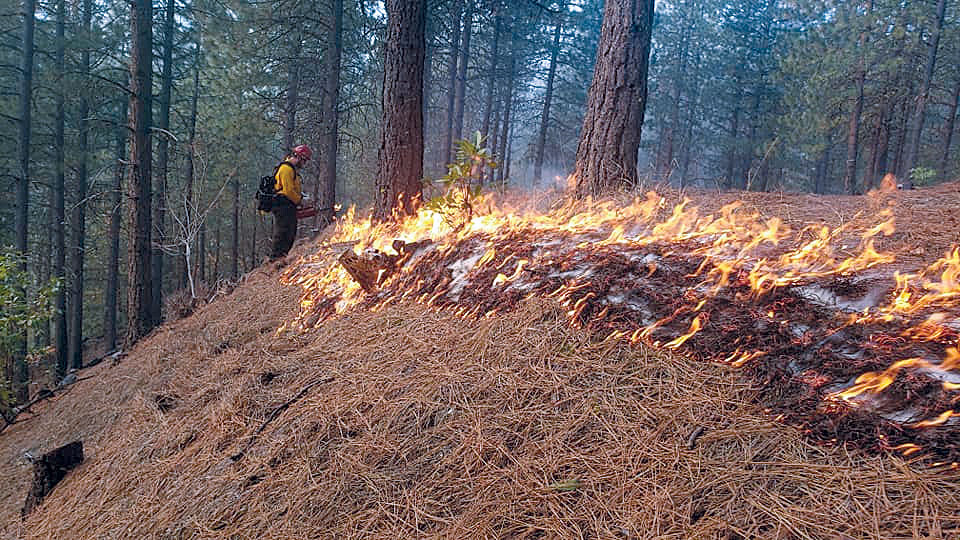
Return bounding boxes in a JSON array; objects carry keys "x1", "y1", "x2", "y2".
[{"x1": 274, "y1": 161, "x2": 302, "y2": 205}]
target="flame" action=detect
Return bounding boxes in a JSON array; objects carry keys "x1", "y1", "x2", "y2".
[{"x1": 282, "y1": 190, "x2": 960, "y2": 455}]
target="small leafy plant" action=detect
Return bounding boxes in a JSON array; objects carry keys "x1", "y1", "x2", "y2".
[
  {"x1": 0, "y1": 250, "x2": 58, "y2": 410},
  {"x1": 424, "y1": 131, "x2": 498, "y2": 230},
  {"x1": 909, "y1": 167, "x2": 937, "y2": 187}
]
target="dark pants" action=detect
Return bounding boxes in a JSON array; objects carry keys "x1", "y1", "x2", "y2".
[{"x1": 270, "y1": 197, "x2": 297, "y2": 260}]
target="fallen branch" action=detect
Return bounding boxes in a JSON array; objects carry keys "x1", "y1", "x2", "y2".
[
  {"x1": 230, "y1": 376, "x2": 334, "y2": 461},
  {"x1": 338, "y1": 239, "x2": 432, "y2": 293}
]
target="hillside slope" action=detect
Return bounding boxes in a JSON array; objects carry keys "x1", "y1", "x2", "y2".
[{"x1": 5, "y1": 186, "x2": 960, "y2": 538}]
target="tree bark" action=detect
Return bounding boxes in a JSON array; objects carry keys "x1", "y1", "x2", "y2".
[
  {"x1": 534, "y1": 16, "x2": 563, "y2": 185},
  {"x1": 105, "y1": 101, "x2": 126, "y2": 353},
  {"x1": 14, "y1": 0, "x2": 37, "y2": 402},
  {"x1": 53, "y1": 0, "x2": 68, "y2": 376},
  {"x1": 452, "y1": 0, "x2": 474, "y2": 145},
  {"x1": 443, "y1": 0, "x2": 464, "y2": 165},
  {"x1": 152, "y1": 0, "x2": 175, "y2": 322},
  {"x1": 125, "y1": 0, "x2": 155, "y2": 345},
  {"x1": 903, "y1": 0, "x2": 947, "y2": 188},
  {"x1": 573, "y1": 0, "x2": 654, "y2": 197},
  {"x1": 317, "y1": 0, "x2": 343, "y2": 228},
  {"x1": 374, "y1": 0, "x2": 426, "y2": 220}
]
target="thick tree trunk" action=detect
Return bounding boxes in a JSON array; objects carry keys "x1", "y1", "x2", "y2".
[
  {"x1": 13, "y1": 0, "x2": 37, "y2": 402},
  {"x1": 53, "y1": 0, "x2": 68, "y2": 376},
  {"x1": 534, "y1": 17, "x2": 563, "y2": 185},
  {"x1": 152, "y1": 0, "x2": 175, "y2": 323},
  {"x1": 374, "y1": 0, "x2": 426, "y2": 220},
  {"x1": 105, "y1": 102, "x2": 126, "y2": 353},
  {"x1": 939, "y1": 79, "x2": 960, "y2": 180},
  {"x1": 903, "y1": 0, "x2": 947, "y2": 188},
  {"x1": 317, "y1": 0, "x2": 343, "y2": 228},
  {"x1": 125, "y1": 0, "x2": 155, "y2": 345},
  {"x1": 443, "y1": 0, "x2": 464, "y2": 165},
  {"x1": 452, "y1": 0, "x2": 474, "y2": 145},
  {"x1": 573, "y1": 0, "x2": 655, "y2": 197}
]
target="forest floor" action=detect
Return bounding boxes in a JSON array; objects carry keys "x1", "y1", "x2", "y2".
[{"x1": 3, "y1": 183, "x2": 960, "y2": 539}]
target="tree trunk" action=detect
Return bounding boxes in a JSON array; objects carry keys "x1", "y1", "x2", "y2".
[
  {"x1": 680, "y1": 51, "x2": 702, "y2": 188},
  {"x1": 724, "y1": 97, "x2": 740, "y2": 189},
  {"x1": 662, "y1": 31, "x2": 689, "y2": 183},
  {"x1": 534, "y1": 16, "x2": 562, "y2": 185},
  {"x1": 185, "y1": 33, "x2": 201, "y2": 289},
  {"x1": 213, "y1": 224, "x2": 220, "y2": 281},
  {"x1": 443, "y1": 0, "x2": 464, "y2": 165},
  {"x1": 939, "y1": 78, "x2": 960, "y2": 180},
  {"x1": 866, "y1": 102, "x2": 890, "y2": 191},
  {"x1": 152, "y1": 0, "x2": 175, "y2": 323},
  {"x1": 53, "y1": 0, "x2": 68, "y2": 376},
  {"x1": 814, "y1": 138, "x2": 832, "y2": 195},
  {"x1": 250, "y1": 217, "x2": 258, "y2": 269},
  {"x1": 284, "y1": 33, "x2": 302, "y2": 151},
  {"x1": 105, "y1": 101, "x2": 126, "y2": 353},
  {"x1": 231, "y1": 172, "x2": 239, "y2": 279},
  {"x1": 452, "y1": 0, "x2": 474, "y2": 145},
  {"x1": 198, "y1": 225, "x2": 206, "y2": 285},
  {"x1": 14, "y1": 0, "x2": 37, "y2": 402},
  {"x1": 125, "y1": 0, "x2": 155, "y2": 345},
  {"x1": 317, "y1": 0, "x2": 343, "y2": 229},
  {"x1": 573, "y1": 0, "x2": 654, "y2": 196},
  {"x1": 69, "y1": 0, "x2": 93, "y2": 369},
  {"x1": 843, "y1": 0, "x2": 871, "y2": 195},
  {"x1": 374, "y1": 0, "x2": 426, "y2": 220},
  {"x1": 903, "y1": 0, "x2": 947, "y2": 188},
  {"x1": 496, "y1": 56, "x2": 515, "y2": 187},
  {"x1": 893, "y1": 97, "x2": 910, "y2": 178},
  {"x1": 480, "y1": 8, "x2": 500, "y2": 149}
]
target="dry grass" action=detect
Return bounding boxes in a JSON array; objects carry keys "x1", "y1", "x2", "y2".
[
  {"x1": 8, "y1": 293, "x2": 960, "y2": 537},
  {"x1": 5, "y1": 185, "x2": 960, "y2": 538}
]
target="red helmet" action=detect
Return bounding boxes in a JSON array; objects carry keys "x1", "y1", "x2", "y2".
[{"x1": 293, "y1": 144, "x2": 312, "y2": 161}]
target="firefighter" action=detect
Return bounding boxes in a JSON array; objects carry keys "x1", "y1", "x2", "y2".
[{"x1": 270, "y1": 144, "x2": 311, "y2": 262}]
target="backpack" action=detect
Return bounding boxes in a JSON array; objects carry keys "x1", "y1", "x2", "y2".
[{"x1": 255, "y1": 162, "x2": 294, "y2": 212}]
